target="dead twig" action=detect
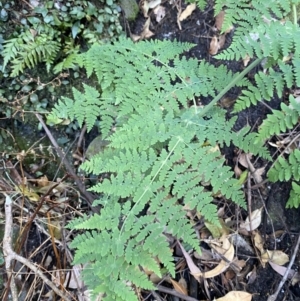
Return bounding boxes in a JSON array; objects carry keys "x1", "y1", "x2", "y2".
[
  {"x1": 267, "y1": 233, "x2": 300, "y2": 301},
  {"x1": 156, "y1": 284, "x2": 198, "y2": 301},
  {"x1": 35, "y1": 113, "x2": 98, "y2": 212},
  {"x1": 3, "y1": 193, "x2": 72, "y2": 301}
]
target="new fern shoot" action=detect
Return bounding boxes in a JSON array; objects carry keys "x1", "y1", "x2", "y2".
[{"x1": 49, "y1": 38, "x2": 269, "y2": 300}]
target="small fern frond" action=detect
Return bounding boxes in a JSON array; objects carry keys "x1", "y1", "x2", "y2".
[
  {"x1": 286, "y1": 182, "x2": 300, "y2": 208},
  {"x1": 53, "y1": 53, "x2": 78, "y2": 73},
  {"x1": 255, "y1": 95, "x2": 300, "y2": 142},
  {"x1": 2, "y1": 27, "x2": 60, "y2": 76},
  {"x1": 268, "y1": 149, "x2": 300, "y2": 182},
  {"x1": 48, "y1": 84, "x2": 115, "y2": 134}
]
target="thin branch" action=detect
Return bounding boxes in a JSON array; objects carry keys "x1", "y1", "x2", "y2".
[
  {"x1": 267, "y1": 233, "x2": 300, "y2": 301},
  {"x1": 156, "y1": 285, "x2": 199, "y2": 301},
  {"x1": 3, "y1": 193, "x2": 72, "y2": 301},
  {"x1": 35, "y1": 113, "x2": 98, "y2": 212}
]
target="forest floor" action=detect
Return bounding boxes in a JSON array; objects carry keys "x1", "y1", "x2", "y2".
[{"x1": 1, "y1": 1, "x2": 300, "y2": 301}]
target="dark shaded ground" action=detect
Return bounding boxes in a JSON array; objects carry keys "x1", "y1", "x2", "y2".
[{"x1": 127, "y1": 1, "x2": 300, "y2": 301}]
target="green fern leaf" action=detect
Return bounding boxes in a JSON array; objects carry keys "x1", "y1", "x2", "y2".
[
  {"x1": 51, "y1": 37, "x2": 270, "y2": 300},
  {"x1": 286, "y1": 182, "x2": 300, "y2": 208}
]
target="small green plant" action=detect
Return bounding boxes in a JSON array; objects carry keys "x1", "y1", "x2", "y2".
[
  {"x1": 214, "y1": 0, "x2": 300, "y2": 208},
  {"x1": 49, "y1": 38, "x2": 269, "y2": 300},
  {"x1": 1, "y1": 0, "x2": 123, "y2": 76},
  {"x1": 46, "y1": 0, "x2": 300, "y2": 298},
  {"x1": 257, "y1": 96, "x2": 300, "y2": 208}
]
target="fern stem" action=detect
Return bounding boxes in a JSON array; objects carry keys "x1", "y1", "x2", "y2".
[
  {"x1": 120, "y1": 138, "x2": 182, "y2": 235},
  {"x1": 292, "y1": 4, "x2": 297, "y2": 25},
  {"x1": 197, "y1": 58, "x2": 263, "y2": 117}
]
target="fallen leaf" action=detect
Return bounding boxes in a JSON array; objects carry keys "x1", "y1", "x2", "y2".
[
  {"x1": 209, "y1": 36, "x2": 220, "y2": 55},
  {"x1": 261, "y1": 250, "x2": 289, "y2": 265},
  {"x1": 243, "y1": 54, "x2": 251, "y2": 66},
  {"x1": 252, "y1": 166, "x2": 265, "y2": 184},
  {"x1": 240, "y1": 208, "x2": 263, "y2": 231},
  {"x1": 177, "y1": 241, "x2": 201, "y2": 277},
  {"x1": 269, "y1": 261, "x2": 300, "y2": 285},
  {"x1": 195, "y1": 236, "x2": 234, "y2": 278},
  {"x1": 131, "y1": 18, "x2": 155, "y2": 42},
  {"x1": 269, "y1": 261, "x2": 294, "y2": 278},
  {"x1": 139, "y1": 0, "x2": 161, "y2": 17},
  {"x1": 238, "y1": 153, "x2": 253, "y2": 169},
  {"x1": 246, "y1": 266, "x2": 257, "y2": 284},
  {"x1": 218, "y1": 34, "x2": 226, "y2": 49},
  {"x1": 216, "y1": 291, "x2": 252, "y2": 301},
  {"x1": 179, "y1": 3, "x2": 196, "y2": 21},
  {"x1": 16, "y1": 184, "x2": 40, "y2": 202},
  {"x1": 253, "y1": 231, "x2": 265, "y2": 254},
  {"x1": 170, "y1": 278, "x2": 188, "y2": 295},
  {"x1": 215, "y1": 10, "x2": 225, "y2": 31},
  {"x1": 153, "y1": 5, "x2": 165, "y2": 23}
]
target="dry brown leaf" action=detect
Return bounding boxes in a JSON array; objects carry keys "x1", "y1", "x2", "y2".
[
  {"x1": 153, "y1": 5, "x2": 165, "y2": 23},
  {"x1": 253, "y1": 231, "x2": 265, "y2": 254},
  {"x1": 131, "y1": 18, "x2": 155, "y2": 42},
  {"x1": 252, "y1": 166, "x2": 265, "y2": 184},
  {"x1": 195, "y1": 236, "x2": 234, "y2": 278},
  {"x1": 64, "y1": 264, "x2": 85, "y2": 289},
  {"x1": 139, "y1": 0, "x2": 161, "y2": 17},
  {"x1": 36, "y1": 175, "x2": 49, "y2": 187},
  {"x1": 141, "y1": 18, "x2": 155, "y2": 39},
  {"x1": 238, "y1": 153, "x2": 253, "y2": 168},
  {"x1": 178, "y1": 241, "x2": 201, "y2": 278},
  {"x1": 209, "y1": 36, "x2": 220, "y2": 55},
  {"x1": 269, "y1": 261, "x2": 300, "y2": 285},
  {"x1": 261, "y1": 250, "x2": 289, "y2": 265},
  {"x1": 170, "y1": 278, "x2": 188, "y2": 295},
  {"x1": 269, "y1": 261, "x2": 294, "y2": 278},
  {"x1": 218, "y1": 34, "x2": 226, "y2": 49},
  {"x1": 247, "y1": 266, "x2": 257, "y2": 284},
  {"x1": 234, "y1": 165, "x2": 242, "y2": 178},
  {"x1": 233, "y1": 258, "x2": 246, "y2": 269},
  {"x1": 216, "y1": 291, "x2": 252, "y2": 301},
  {"x1": 130, "y1": 33, "x2": 141, "y2": 42},
  {"x1": 215, "y1": 11, "x2": 225, "y2": 31},
  {"x1": 243, "y1": 54, "x2": 251, "y2": 66},
  {"x1": 238, "y1": 153, "x2": 265, "y2": 184},
  {"x1": 179, "y1": 3, "x2": 196, "y2": 21},
  {"x1": 240, "y1": 208, "x2": 263, "y2": 231}
]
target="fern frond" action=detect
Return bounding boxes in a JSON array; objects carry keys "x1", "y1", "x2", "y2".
[
  {"x1": 2, "y1": 27, "x2": 60, "y2": 76},
  {"x1": 255, "y1": 95, "x2": 300, "y2": 142},
  {"x1": 268, "y1": 149, "x2": 300, "y2": 182},
  {"x1": 52, "y1": 38, "x2": 270, "y2": 300},
  {"x1": 286, "y1": 182, "x2": 300, "y2": 208},
  {"x1": 48, "y1": 83, "x2": 115, "y2": 134}
]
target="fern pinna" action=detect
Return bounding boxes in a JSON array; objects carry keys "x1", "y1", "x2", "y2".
[
  {"x1": 52, "y1": 38, "x2": 268, "y2": 300},
  {"x1": 214, "y1": 0, "x2": 300, "y2": 112},
  {"x1": 2, "y1": 26, "x2": 60, "y2": 76},
  {"x1": 257, "y1": 96, "x2": 300, "y2": 208},
  {"x1": 214, "y1": 0, "x2": 300, "y2": 208}
]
